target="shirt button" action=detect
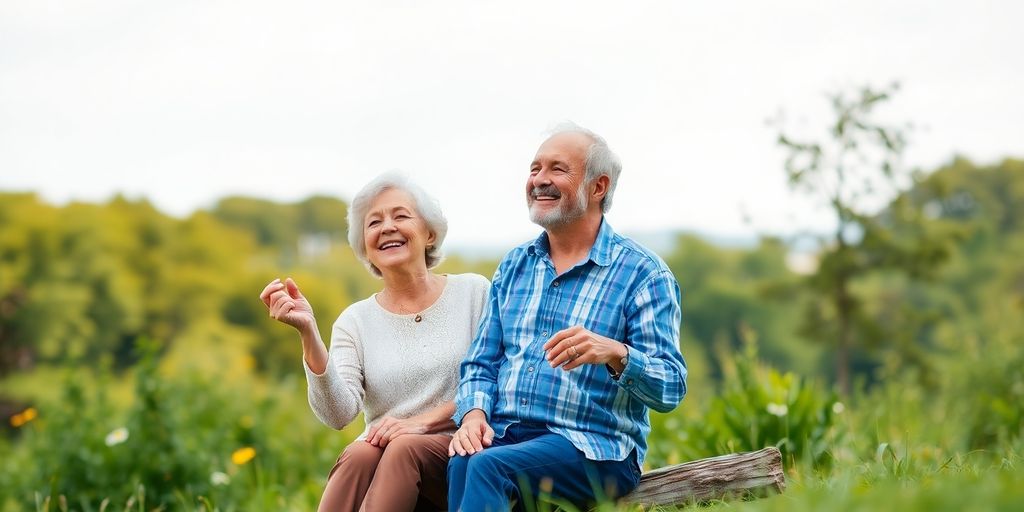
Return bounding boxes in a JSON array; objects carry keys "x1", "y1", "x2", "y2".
[
  {"x1": 521, "y1": 398, "x2": 528, "y2": 405},
  {"x1": 626, "y1": 379, "x2": 634, "y2": 385},
  {"x1": 552, "y1": 281, "x2": 560, "y2": 288},
  {"x1": 541, "y1": 331, "x2": 548, "y2": 337},
  {"x1": 528, "y1": 366, "x2": 534, "y2": 372}
]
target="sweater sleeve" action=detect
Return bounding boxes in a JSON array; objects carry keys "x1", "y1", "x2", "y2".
[
  {"x1": 304, "y1": 313, "x2": 365, "y2": 430},
  {"x1": 468, "y1": 273, "x2": 491, "y2": 340}
]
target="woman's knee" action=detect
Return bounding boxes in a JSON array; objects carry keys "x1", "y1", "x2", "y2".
[
  {"x1": 342, "y1": 441, "x2": 383, "y2": 464},
  {"x1": 381, "y1": 434, "x2": 421, "y2": 455},
  {"x1": 379, "y1": 434, "x2": 448, "y2": 471},
  {"x1": 329, "y1": 441, "x2": 382, "y2": 480}
]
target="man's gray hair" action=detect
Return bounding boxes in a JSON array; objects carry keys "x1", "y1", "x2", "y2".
[
  {"x1": 347, "y1": 171, "x2": 448, "y2": 277},
  {"x1": 548, "y1": 121, "x2": 623, "y2": 213}
]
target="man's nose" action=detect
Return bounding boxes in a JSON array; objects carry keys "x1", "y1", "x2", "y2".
[{"x1": 532, "y1": 167, "x2": 553, "y2": 185}]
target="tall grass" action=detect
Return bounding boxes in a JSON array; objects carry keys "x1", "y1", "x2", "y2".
[{"x1": 2, "y1": 337, "x2": 1020, "y2": 511}]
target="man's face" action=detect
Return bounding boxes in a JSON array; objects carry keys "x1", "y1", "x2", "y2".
[{"x1": 527, "y1": 132, "x2": 592, "y2": 229}]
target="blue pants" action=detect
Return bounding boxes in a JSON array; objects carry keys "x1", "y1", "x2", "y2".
[{"x1": 447, "y1": 423, "x2": 641, "y2": 512}]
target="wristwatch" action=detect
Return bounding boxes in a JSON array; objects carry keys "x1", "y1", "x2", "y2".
[{"x1": 607, "y1": 346, "x2": 630, "y2": 380}]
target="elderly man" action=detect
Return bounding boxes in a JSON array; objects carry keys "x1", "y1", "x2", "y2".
[{"x1": 447, "y1": 123, "x2": 687, "y2": 511}]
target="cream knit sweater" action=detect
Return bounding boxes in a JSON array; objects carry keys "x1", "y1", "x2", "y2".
[{"x1": 303, "y1": 273, "x2": 490, "y2": 438}]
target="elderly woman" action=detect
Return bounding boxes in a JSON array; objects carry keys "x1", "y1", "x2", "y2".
[{"x1": 259, "y1": 172, "x2": 489, "y2": 512}]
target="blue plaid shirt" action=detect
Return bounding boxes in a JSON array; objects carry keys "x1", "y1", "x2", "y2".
[{"x1": 454, "y1": 219, "x2": 687, "y2": 468}]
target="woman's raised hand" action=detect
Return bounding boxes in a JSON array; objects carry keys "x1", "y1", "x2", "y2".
[{"x1": 260, "y1": 278, "x2": 316, "y2": 332}]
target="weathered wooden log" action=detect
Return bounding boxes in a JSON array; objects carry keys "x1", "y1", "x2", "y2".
[{"x1": 621, "y1": 447, "x2": 786, "y2": 506}]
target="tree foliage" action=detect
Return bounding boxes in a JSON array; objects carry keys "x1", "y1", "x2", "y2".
[{"x1": 773, "y1": 84, "x2": 960, "y2": 393}]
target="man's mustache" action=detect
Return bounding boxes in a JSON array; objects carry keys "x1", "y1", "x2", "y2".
[{"x1": 530, "y1": 185, "x2": 561, "y2": 199}]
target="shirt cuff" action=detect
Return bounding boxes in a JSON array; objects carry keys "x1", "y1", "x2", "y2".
[
  {"x1": 614, "y1": 345, "x2": 649, "y2": 390},
  {"x1": 453, "y1": 391, "x2": 493, "y2": 426}
]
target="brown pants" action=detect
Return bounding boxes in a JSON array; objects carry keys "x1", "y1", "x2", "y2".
[{"x1": 318, "y1": 434, "x2": 450, "y2": 512}]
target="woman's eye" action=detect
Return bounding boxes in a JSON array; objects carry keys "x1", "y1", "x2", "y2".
[{"x1": 367, "y1": 220, "x2": 380, "y2": 227}]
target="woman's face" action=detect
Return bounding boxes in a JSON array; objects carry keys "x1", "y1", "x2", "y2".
[{"x1": 363, "y1": 188, "x2": 435, "y2": 276}]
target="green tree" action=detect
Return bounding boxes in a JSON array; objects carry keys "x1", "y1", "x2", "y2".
[{"x1": 774, "y1": 84, "x2": 955, "y2": 394}]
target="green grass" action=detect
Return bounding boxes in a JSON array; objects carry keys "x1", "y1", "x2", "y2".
[{"x1": 2, "y1": 342, "x2": 1021, "y2": 511}]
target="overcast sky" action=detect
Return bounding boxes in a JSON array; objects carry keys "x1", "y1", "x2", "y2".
[{"x1": 2, "y1": 1, "x2": 1021, "y2": 252}]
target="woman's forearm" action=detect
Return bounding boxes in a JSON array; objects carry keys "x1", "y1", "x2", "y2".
[
  {"x1": 415, "y1": 401, "x2": 457, "y2": 434},
  {"x1": 299, "y1": 323, "x2": 329, "y2": 375}
]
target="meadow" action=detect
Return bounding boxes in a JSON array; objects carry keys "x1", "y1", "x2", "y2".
[{"x1": 1, "y1": 157, "x2": 1022, "y2": 510}]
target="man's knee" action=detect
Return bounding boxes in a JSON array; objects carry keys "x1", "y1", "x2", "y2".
[
  {"x1": 448, "y1": 453, "x2": 471, "y2": 475},
  {"x1": 464, "y1": 450, "x2": 505, "y2": 479}
]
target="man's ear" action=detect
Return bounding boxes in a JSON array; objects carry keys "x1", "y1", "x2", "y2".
[{"x1": 590, "y1": 175, "x2": 610, "y2": 205}]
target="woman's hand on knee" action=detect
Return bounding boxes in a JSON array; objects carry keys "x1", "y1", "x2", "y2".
[{"x1": 366, "y1": 416, "x2": 428, "y2": 447}]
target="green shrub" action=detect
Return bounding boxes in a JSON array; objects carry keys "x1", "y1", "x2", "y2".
[{"x1": 666, "y1": 340, "x2": 841, "y2": 468}]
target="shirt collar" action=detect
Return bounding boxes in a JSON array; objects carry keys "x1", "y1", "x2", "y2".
[
  {"x1": 588, "y1": 218, "x2": 615, "y2": 267},
  {"x1": 526, "y1": 217, "x2": 615, "y2": 268}
]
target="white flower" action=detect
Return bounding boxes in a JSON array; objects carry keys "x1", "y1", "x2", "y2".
[
  {"x1": 105, "y1": 427, "x2": 129, "y2": 446},
  {"x1": 210, "y1": 471, "x2": 231, "y2": 486},
  {"x1": 832, "y1": 402, "x2": 845, "y2": 414},
  {"x1": 766, "y1": 403, "x2": 788, "y2": 417}
]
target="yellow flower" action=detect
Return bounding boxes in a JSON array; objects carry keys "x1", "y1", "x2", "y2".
[
  {"x1": 10, "y1": 407, "x2": 38, "y2": 428},
  {"x1": 231, "y1": 446, "x2": 256, "y2": 465}
]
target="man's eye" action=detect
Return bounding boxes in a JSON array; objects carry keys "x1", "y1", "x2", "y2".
[{"x1": 530, "y1": 168, "x2": 540, "y2": 175}]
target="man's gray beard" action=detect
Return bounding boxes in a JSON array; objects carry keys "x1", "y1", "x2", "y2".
[{"x1": 529, "y1": 186, "x2": 588, "y2": 229}]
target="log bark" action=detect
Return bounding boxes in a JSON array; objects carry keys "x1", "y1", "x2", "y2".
[{"x1": 621, "y1": 447, "x2": 786, "y2": 506}]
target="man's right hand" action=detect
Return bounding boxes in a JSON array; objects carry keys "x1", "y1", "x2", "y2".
[{"x1": 448, "y1": 409, "x2": 495, "y2": 456}]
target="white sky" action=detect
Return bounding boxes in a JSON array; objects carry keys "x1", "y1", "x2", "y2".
[{"x1": 2, "y1": 1, "x2": 1022, "y2": 252}]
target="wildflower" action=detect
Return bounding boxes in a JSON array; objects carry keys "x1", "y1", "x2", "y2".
[
  {"x1": 210, "y1": 471, "x2": 231, "y2": 486},
  {"x1": 231, "y1": 446, "x2": 256, "y2": 465},
  {"x1": 832, "y1": 402, "x2": 845, "y2": 414},
  {"x1": 10, "y1": 407, "x2": 38, "y2": 428},
  {"x1": 105, "y1": 427, "x2": 130, "y2": 446},
  {"x1": 766, "y1": 402, "x2": 788, "y2": 417}
]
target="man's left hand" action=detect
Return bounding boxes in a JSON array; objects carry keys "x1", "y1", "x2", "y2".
[{"x1": 543, "y1": 325, "x2": 627, "y2": 372}]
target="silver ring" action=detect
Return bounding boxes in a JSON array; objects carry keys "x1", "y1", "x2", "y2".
[{"x1": 570, "y1": 345, "x2": 579, "y2": 357}]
